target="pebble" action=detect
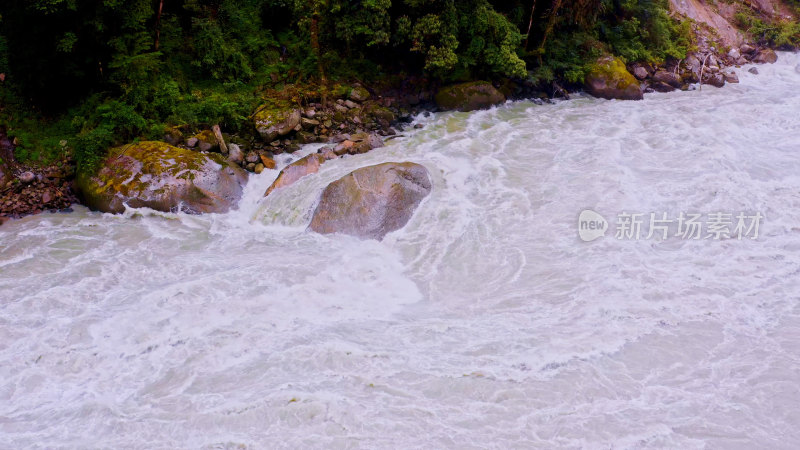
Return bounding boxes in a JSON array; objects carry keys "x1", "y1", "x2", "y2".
[{"x1": 18, "y1": 172, "x2": 35, "y2": 184}]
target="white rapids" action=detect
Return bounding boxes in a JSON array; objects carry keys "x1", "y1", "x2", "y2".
[{"x1": 2, "y1": 53, "x2": 800, "y2": 449}]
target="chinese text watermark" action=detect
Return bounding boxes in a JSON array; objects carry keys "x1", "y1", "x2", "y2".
[{"x1": 578, "y1": 209, "x2": 762, "y2": 242}]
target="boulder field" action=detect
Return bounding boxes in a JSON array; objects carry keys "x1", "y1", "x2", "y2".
[
  {"x1": 583, "y1": 44, "x2": 779, "y2": 100},
  {"x1": 263, "y1": 131, "x2": 385, "y2": 197}
]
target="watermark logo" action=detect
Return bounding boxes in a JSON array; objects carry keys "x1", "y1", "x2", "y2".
[
  {"x1": 578, "y1": 210, "x2": 763, "y2": 241},
  {"x1": 578, "y1": 209, "x2": 608, "y2": 242}
]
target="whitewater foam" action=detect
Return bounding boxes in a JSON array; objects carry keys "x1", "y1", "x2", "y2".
[{"x1": 1, "y1": 53, "x2": 800, "y2": 448}]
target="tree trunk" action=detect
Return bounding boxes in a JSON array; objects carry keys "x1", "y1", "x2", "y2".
[
  {"x1": 523, "y1": 0, "x2": 537, "y2": 51},
  {"x1": 538, "y1": 0, "x2": 563, "y2": 51},
  {"x1": 310, "y1": 14, "x2": 328, "y2": 104},
  {"x1": 154, "y1": 0, "x2": 164, "y2": 51}
]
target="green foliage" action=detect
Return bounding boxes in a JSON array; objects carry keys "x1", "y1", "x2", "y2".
[
  {"x1": 736, "y1": 10, "x2": 800, "y2": 48},
  {"x1": 524, "y1": 0, "x2": 692, "y2": 86},
  {"x1": 391, "y1": 0, "x2": 526, "y2": 78},
  {"x1": 330, "y1": 0, "x2": 392, "y2": 48},
  {"x1": 533, "y1": 31, "x2": 602, "y2": 85},
  {"x1": 599, "y1": 0, "x2": 690, "y2": 62}
]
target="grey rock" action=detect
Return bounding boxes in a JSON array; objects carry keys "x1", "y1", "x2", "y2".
[
  {"x1": 349, "y1": 86, "x2": 370, "y2": 102},
  {"x1": 330, "y1": 133, "x2": 351, "y2": 143},
  {"x1": 301, "y1": 118, "x2": 320, "y2": 129},
  {"x1": 685, "y1": 55, "x2": 702, "y2": 74},
  {"x1": 19, "y1": 171, "x2": 35, "y2": 184},
  {"x1": 435, "y1": 81, "x2": 506, "y2": 110},
  {"x1": 309, "y1": 162, "x2": 432, "y2": 240},
  {"x1": 748, "y1": 66, "x2": 759, "y2": 75},
  {"x1": 228, "y1": 143, "x2": 244, "y2": 164},
  {"x1": 652, "y1": 70, "x2": 682, "y2": 88},
  {"x1": 186, "y1": 137, "x2": 199, "y2": 148},
  {"x1": 264, "y1": 153, "x2": 327, "y2": 196},
  {"x1": 753, "y1": 49, "x2": 777, "y2": 64},
  {"x1": 254, "y1": 108, "x2": 302, "y2": 142},
  {"x1": 198, "y1": 141, "x2": 213, "y2": 152},
  {"x1": 702, "y1": 73, "x2": 725, "y2": 88},
  {"x1": 723, "y1": 71, "x2": 739, "y2": 83},
  {"x1": 650, "y1": 81, "x2": 676, "y2": 93},
  {"x1": 296, "y1": 131, "x2": 317, "y2": 144},
  {"x1": 76, "y1": 141, "x2": 247, "y2": 214}
]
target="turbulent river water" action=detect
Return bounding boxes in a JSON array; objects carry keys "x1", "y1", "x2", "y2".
[{"x1": 2, "y1": 54, "x2": 800, "y2": 449}]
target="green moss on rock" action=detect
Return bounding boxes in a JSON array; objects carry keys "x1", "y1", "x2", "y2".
[
  {"x1": 434, "y1": 81, "x2": 506, "y2": 112},
  {"x1": 349, "y1": 86, "x2": 370, "y2": 102},
  {"x1": 77, "y1": 141, "x2": 247, "y2": 214},
  {"x1": 584, "y1": 56, "x2": 643, "y2": 101},
  {"x1": 363, "y1": 104, "x2": 396, "y2": 123},
  {"x1": 253, "y1": 102, "x2": 302, "y2": 141}
]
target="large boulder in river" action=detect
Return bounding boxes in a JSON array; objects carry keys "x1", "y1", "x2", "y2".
[
  {"x1": 309, "y1": 162, "x2": 432, "y2": 240},
  {"x1": 77, "y1": 141, "x2": 247, "y2": 214},
  {"x1": 584, "y1": 56, "x2": 643, "y2": 100},
  {"x1": 753, "y1": 48, "x2": 778, "y2": 64},
  {"x1": 254, "y1": 104, "x2": 302, "y2": 141},
  {"x1": 435, "y1": 81, "x2": 505, "y2": 112}
]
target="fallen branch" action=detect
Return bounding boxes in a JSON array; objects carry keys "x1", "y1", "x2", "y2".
[
  {"x1": 212, "y1": 124, "x2": 229, "y2": 154},
  {"x1": 698, "y1": 53, "x2": 712, "y2": 91}
]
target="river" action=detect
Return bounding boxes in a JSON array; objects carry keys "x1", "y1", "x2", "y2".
[{"x1": 2, "y1": 53, "x2": 800, "y2": 448}]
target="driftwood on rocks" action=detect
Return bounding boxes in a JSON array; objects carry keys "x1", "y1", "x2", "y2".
[{"x1": 212, "y1": 124, "x2": 229, "y2": 154}]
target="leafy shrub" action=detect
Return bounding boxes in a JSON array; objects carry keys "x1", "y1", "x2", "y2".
[{"x1": 736, "y1": 11, "x2": 800, "y2": 48}]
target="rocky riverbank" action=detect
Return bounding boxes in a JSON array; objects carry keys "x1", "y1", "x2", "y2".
[
  {"x1": 0, "y1": 47, "x2": 791, "y2": 227},
  {"x1": 0, "y1": 131, "x2": 78, "y2": 224}
]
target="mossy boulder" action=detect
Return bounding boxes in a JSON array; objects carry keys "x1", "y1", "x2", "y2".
[
  {"x1": 163, "y1": 127, "x2": 184, "y2": 146},
  {"x1": 434, "y1": 81, "x2": 506, "y2": 112},
  {"x1": 77, "y1": 141, "x2": 248, "y2": 214},
  {"x1": 584, "y1": 56, "x2": 643, "y2": 101},
  {"x1": 254, "y1": 105, "x2": 302, "y2": 141},
  {"x1": 309, "y1": 162, "x2": 432, "y2": 240},
  {"x1": 363, "y1": 104, "x2": 396, "y2": 123},
  {"x1": 349, "y1": 86, "x2": 370, "y2": 102},
  {"x1": 192, "y1": 129, "x2": 218, "y2": 152}
]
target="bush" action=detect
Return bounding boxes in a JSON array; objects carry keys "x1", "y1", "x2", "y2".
[{"x1": 736, "y1": 11, "x2": 800, "y2": 48}]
